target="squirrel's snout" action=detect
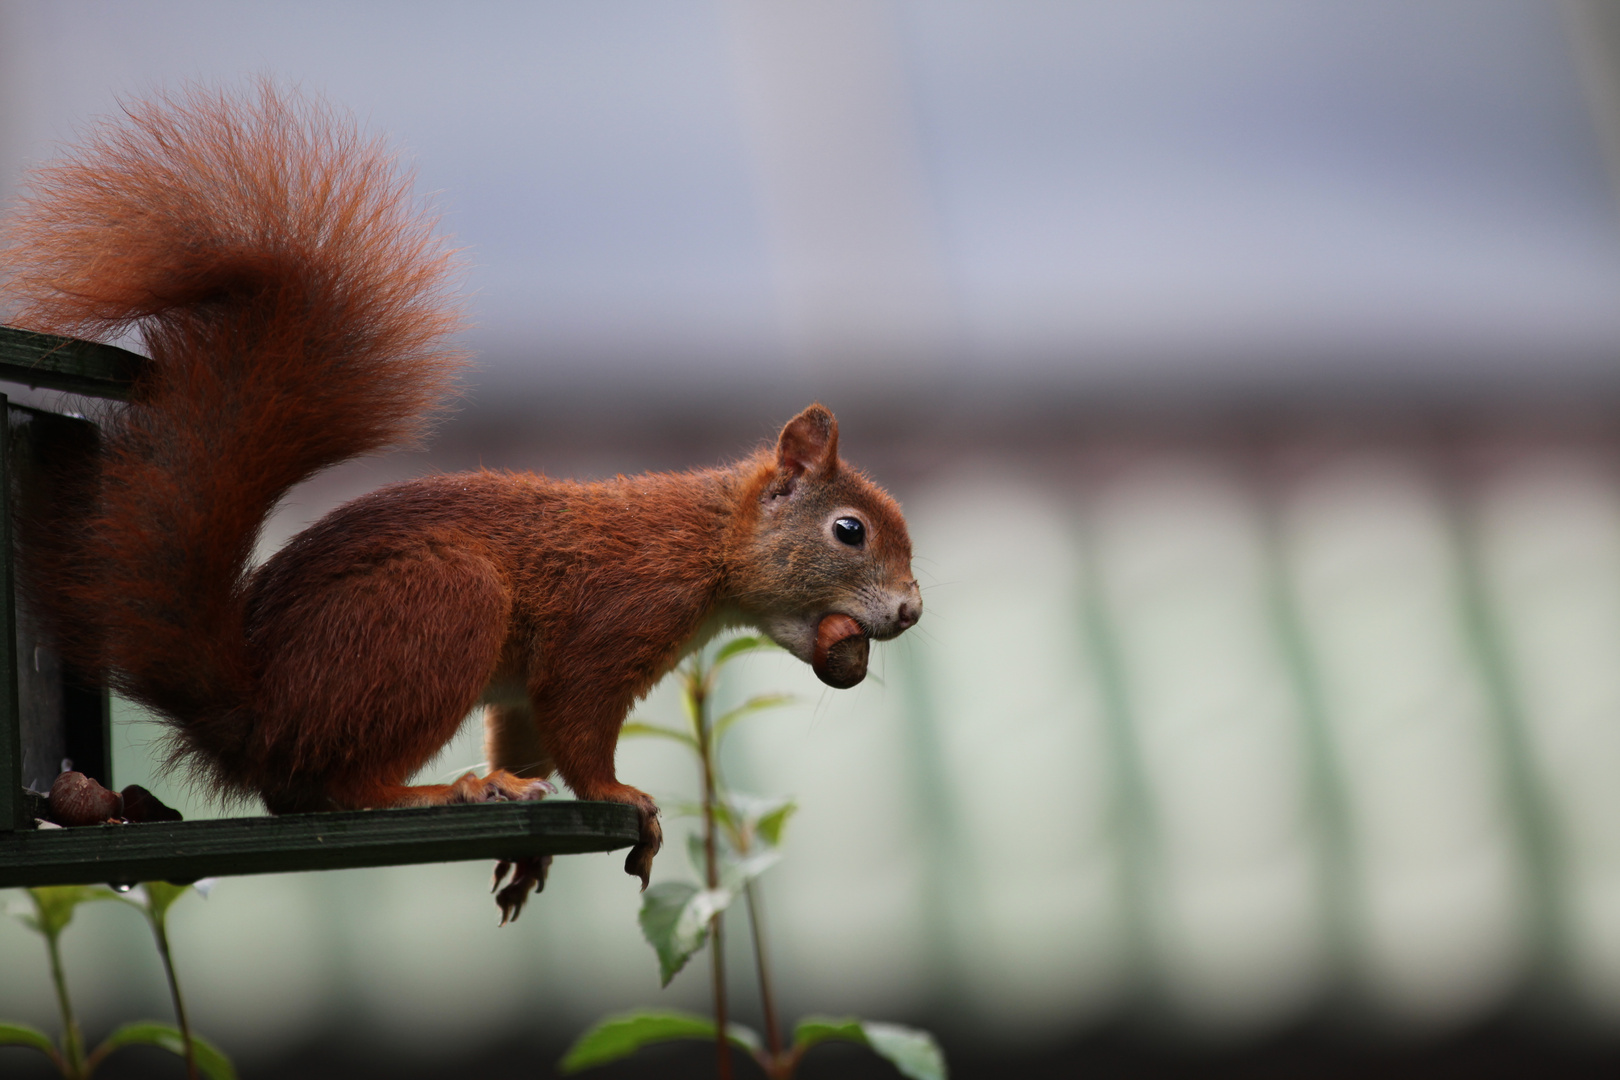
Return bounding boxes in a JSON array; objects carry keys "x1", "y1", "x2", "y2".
[
  {"x1": 895, "y1": 581, "x2": 922, "y2": 632},
  {"x1": 896, "y1": 599, "x2": 921, "y2": 631},
  {"x1": 864, "y1": 582, "x2": 920, "y2": 641}
]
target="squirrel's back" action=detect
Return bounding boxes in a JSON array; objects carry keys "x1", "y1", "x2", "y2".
[{"x1": 1, "y1": 83, "x2": 467, "y2": 787}]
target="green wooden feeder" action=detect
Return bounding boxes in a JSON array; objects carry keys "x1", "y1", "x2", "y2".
[{"x1": 0, "y1": 325, "x2": 639, "y2": 888}]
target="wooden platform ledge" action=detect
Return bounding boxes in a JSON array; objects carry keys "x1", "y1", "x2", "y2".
[{"x1": 0, "y1": 800, "x2": 642, "y2": 888}]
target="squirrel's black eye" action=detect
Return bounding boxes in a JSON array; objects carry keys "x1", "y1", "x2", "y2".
[{"x1": 833, "y1": 517, "x2": 865, "y2": 546}]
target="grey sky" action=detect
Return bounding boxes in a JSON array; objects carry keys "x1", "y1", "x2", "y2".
[{"x1": 2, "y1": 0, "x2": 1617, "y2": 399}]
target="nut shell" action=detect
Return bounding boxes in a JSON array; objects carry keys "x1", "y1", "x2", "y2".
[
  {"x1": 47, "y1": 771, "x2": 123, "y2": 827},
  {"x1": 812, "y1": 613, "x2": 870, "y2": 689},
  {"x1": 121, "y1": 784, "x2": 183, "y2": 824}
]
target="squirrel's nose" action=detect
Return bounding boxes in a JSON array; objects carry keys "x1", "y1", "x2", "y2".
[{"x1": 896, "y1": 592, "x2": 921, "y2": 631}]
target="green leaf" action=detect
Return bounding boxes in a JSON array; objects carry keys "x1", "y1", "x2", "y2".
[
  {"x1": 558, "y1": 1010, "x2": 761, "y2": 1073},
  {"x1": 756, "y1": 800, "x2": 798, "y2": 847},
  {"x1": 722, "y1": 792, "x2": 798, "y2": 848},
  {"x1": 862, "y1": 1023, "x2": 947, "y2": 1080},
  {"x1": 90, "y1": 1022, "x2": 237, "y2": 1079},
  {"x1": 684, "y1": 830, "x2": 780, "y2": 891},
  {"x1": 711, "y1": 693, "x2": 796, "y2": 746},
  {"x1": 710, "y1": 634, "x2": 776, "y2": 671},
  {"x1": 681, "y1": 674, "x2": 702, "y2": 732},
  {"x1": 704, "y1": 800, "x2": 744, "y2": 852},
  {"x1": 638, "y1": 882, "x2": 734, "y2": 987},
  {"x1": 721, "y1": 848, "x2": 780, "y2": 892},
  {"x1": 686, "y1": 831, "x2": 709, "y2": 877},
  {"x1": 619, "y1": 721, "x2": 699, "y2": 752},
  {"x1": 138, "y1": 881, "x2": 192, "y2": 920},
  {"x1": 640, "y1": 881, "x2": 700, "y2": 974},
  {"x1": 792, "y1": 1017, "x2": 947, "y2": 1080},
  {"x1": 22, "y1": 886, "x2": 121, "y2": 938},
  {"x1": 0, "y1": 1020, "x2": 60, "y2": 1059},
  {"x1": 560, "y1": 1011, "x2": 711, "y2": 1072},
  {"x1": 792, "y1": 1015, "x2": 867, "y2": 1051}
]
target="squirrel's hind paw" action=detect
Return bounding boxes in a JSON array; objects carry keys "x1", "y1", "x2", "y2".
[
  {"x1": 624, "y1": 806, "x2": 663, "y2": 890},
  {"x1": 493, "y1": 854, "x2": 552, "y2": 925}
]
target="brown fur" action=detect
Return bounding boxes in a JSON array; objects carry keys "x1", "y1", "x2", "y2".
[{"x1": 1, "y1": 84, "x2": 920, "y2": 895}]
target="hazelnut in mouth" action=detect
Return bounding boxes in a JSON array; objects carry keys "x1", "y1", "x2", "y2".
[{"x1": 812, "y1": 612, "x2": 869, "y2": 689}]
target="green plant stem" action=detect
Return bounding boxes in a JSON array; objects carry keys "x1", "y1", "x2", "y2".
[
  {"x1": 692, "y1": 668, "x2": 732, "y2": 1080},
  {"x1": 744, "y1": 880, "x2": 787, "y2": 1078},
  {"x1": 708, "y1": 909, "x2": 730, "y2": 1079},
  {"x1": 44, "y1": 928, "x2": 84, "y2": 1079},
  {"x1": 148, "y1": 915, "x2": 198, "y2": 1080}
]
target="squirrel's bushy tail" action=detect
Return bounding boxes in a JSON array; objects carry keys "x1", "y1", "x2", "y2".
[{"x1": 2, "y1": 83, "x2": 466, "y2": 787}]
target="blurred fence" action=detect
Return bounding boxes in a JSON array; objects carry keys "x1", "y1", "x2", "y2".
[{"x1": 4, "y1": 427, "x2": 1617, "y2": 1062}]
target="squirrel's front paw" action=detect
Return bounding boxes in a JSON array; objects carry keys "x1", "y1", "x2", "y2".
[
  {"x1": 450, "y1": 770, "x2": 556, "y2": 804},
  {"x1": 573, "y1": 782, "x2": 661, "y2": 887}
]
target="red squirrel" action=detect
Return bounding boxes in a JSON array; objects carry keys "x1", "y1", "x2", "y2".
[{"x1": 1, "y1": 85, "x2": 920, "y2": 920}]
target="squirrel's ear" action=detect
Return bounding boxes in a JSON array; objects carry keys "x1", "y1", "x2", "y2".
[{"x1": 772, "y1": 404, "x2": 840, "y2": 494}]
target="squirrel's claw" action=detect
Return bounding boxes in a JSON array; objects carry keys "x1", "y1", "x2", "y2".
[
  {"x1": 455, "y1": 770, "x2": 556, "y2": 804},
  {"x1": 625, "y1": 845, "x2": 654, "y2": 890},
  {"x1": 624, "y1": 805, "x2": 663, "y2": 889},
  {"x1": 493, "y1": 854, "x2": 551, "y2": 925}
]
